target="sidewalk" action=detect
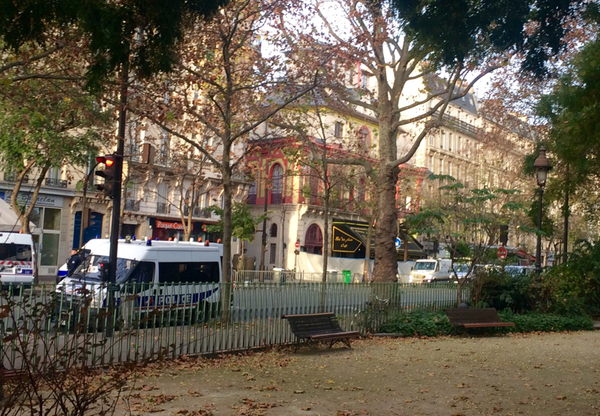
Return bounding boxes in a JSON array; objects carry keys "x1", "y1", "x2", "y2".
[{"x1": 116, "y1": 331, "x2": 600, "y2": 416}]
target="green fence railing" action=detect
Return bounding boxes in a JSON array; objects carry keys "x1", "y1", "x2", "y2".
[{"x1": 0, "y1": 282, "x2": 469, "y2": 371}]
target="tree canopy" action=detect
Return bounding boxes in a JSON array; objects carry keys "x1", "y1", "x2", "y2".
[
  {"x1": 0, "y1": 0, "x2": 228, "y2": 88},
  {"x1": 392, "y1": 0, "x2": 591, "y2": 76}
]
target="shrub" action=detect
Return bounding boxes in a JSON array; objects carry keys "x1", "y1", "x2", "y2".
[
  {"x1": 379, "y1": 311, "x2": 455, "y2": 337},
  {"x1": 471, "y1": 268, "x2": 534, "y2": 313},
  {"x1": 379, "y1": 310, "x2": 593, "y2": 337},
  {"x1": 538, "y1": 241, "x2": 600, "y2": 315},
  {"x1": 499, "y1": 311, "x2": 594, "y2": 333},
  {"x1": 472, "y1": 241, "x2": 600, "y2": 316}
]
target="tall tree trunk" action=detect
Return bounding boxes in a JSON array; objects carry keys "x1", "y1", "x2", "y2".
[
  {"x1": 363, "y1": 214, "x2": 374, "y2": 283},
  {"x1": 372, "y1": 165, "x2": 399, "y2": 282},
  {"x1": 221, "y1": 140, "x2": 233, "y2": 322}
]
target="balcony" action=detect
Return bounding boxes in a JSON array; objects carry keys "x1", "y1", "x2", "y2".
[
  {"x1": 157, "y1": 202, "x2": 168, "y2": 214},
  {"x1": 3, "y1": 173, "x2": 29, "y2": 183},
  {"x1": 124, "y1": 199, "x2": 140, "y2": 211},
  {"x1": 182, "y1": 206, "x2": 213, "y2": 218},
  {"x1": 194, "y1": 207, "x2": 213, "y2": 218},
  {"x1": 45, "y1": 178, "x2": 68, "y2": 188},
  {"x1": 440, "y1": 113, "x2": 479, "y2": 138}
]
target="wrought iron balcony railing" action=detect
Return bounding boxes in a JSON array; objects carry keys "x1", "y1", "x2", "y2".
[
  {"x1": 45, "y1": 178, "x2": 68, "y2": 188},
  {"x1": 124, "y1": 199, "x2": 140, "y2": 211}
]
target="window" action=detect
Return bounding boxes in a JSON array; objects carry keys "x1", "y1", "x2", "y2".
[
  {"x1": 270, "y1": 223, "x2": 278, "y2": 237},
  {"x1": 360, "y1": 73, "x2": 368, "y2": 89},
  {"x1": 43, "y1": 208, "x2": 61, "y2": 230},
  {"x1": 448, "y1": 161, "x2": 452, "y2": 176},
  {"x1": 304, "y1": 224, "x2": 323, "y2": 255},
  {"x1": 428, "y1": 156, "x2": 434, "y2": 171},
  {"x1": 269, "y1": 243, "x2": 277, "y2": 264},
  {"x1": 49, "y1": 166, "x2": 61, "y2": 180},
  {"x1": 440, "y1": 131, "x2": 445, "y2": 149},
  {"x1": 439, "y1": 158, "x2": 444, "y2": 175},
  {"x1": 247, "y1": 178, "x2": 257, "y2": 205},
  {"x1": 0, "y1": 244, "x2": 32, "y2": 262},
  {"x1": 429, "y1": 133, "x2": 434, "y2": 146},
  {"x1": 447, "y1": 133, "x2": 452, "y2": 150},
  {"x1": 357, "y1": 127, "x2": 370, "y2": 150},
  {"x1": 457, "y1": 136, "x2": 461, "y2": 154},
  {"x1": 270, "y1": 164, "x2": 283, "y2": 204},
  {"x1": 308, "y1": 168, "x2": 319, "y2": 205},
  {"x1": 31, "y1": 207, "x2": 61, "y2": 267},
  {"x1": 125, "y1": 261, "x2": 155, "y2": 291},
  {"x1": 158, "y1": 261, "x2": 220, "y2": 283},
  {"x1": 334, "y1": 122, "x2": 343, "y2": 138},
  {"x1": 159, "y1": 130, "x2": 170, "y2": 164},
  {"x1": 357, "y1": 178, "x2": 366, "y2": 202}
]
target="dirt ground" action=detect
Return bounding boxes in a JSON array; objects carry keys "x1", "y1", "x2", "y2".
[{"x1": 116, "y1": 331, "x2": 600, "y2": 416}]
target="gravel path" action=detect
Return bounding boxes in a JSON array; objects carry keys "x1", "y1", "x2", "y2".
[{"x1": 117, "y1": 331, "x2": 600, "y2": 416}]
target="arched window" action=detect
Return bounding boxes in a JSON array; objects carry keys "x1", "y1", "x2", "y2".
[
  {"x1": 304, "y1": 224, "x2": 323, "y2": 255},
  {"x1": 270, "y1": 223, "x2": 278, "y2": 238},
  {"x1": 270, "y1": 164, "x2": 283, "y2": 204}
]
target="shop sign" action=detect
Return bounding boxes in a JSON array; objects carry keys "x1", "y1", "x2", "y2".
[
  {"x1": 332, "y1": 226, "x2": 362, "y2": 253},
  {"x1": 155, "y1": 220, "x2": 185, "y2": 230},
  {"x1": 0, "y1": 191, "x2": 63, "y2": 208}
]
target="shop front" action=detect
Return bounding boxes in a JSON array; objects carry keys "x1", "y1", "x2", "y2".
[
  {"x1": 0, "y1": 191, "x2": 68, "y2": 276},
  {"x1": 148, "y1": 217, "x2": 221, "y2": 242},
  {"x1": 331, "y1": 220, "x2": 426, "y2": 260}
]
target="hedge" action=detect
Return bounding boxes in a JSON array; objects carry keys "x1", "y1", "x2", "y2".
[{"x1": 379, "y1": 310, "x2": 594, "y2": 337}]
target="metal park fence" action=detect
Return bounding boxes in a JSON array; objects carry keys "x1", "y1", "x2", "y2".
[{"x1": 0, "y1": 282, "x2": 469, "y2": 371}]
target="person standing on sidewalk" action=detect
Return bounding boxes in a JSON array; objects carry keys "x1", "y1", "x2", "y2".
[{"x1": 66, "y1": 249, "x2": 82, "y2": 277}]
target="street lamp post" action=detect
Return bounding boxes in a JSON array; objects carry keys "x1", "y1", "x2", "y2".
[{"x1": 533, "y1": 147, "x2": 552, "y2": 278}]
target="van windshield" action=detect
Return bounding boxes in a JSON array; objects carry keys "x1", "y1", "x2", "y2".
[
  {"x1": 414, "y1": 262, "x2": 436, "y2": 271},
  {"x1": 0, "y1": 244, "x2": 32, "y2": 262},
  {"x1": 74, "y1": 256, "x2": 137, "y2": 283}
]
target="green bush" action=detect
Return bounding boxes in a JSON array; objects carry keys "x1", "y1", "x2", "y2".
[
  {"x1": 472, "y1": 241, "x2": 600, "y2": 316},
  {"x1": 379, "y1": 311, "x2": 456, "y2": 336},
  {"x1": 499, "y1": 311, "x2": 594, "y2": 332},
  {"x1": 471, "y1": 268, "x2": 534, "y2": 313},
  {"x1": 379, "y1": 310, "x2": 593, "y2": 337},
  {"x1": 538, "y1": 241, "x2": 600, "y2": 315}
]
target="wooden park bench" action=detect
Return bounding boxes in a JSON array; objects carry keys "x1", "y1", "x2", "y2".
[
  {"x1": 283, "y1": 312, "x2": 360, "y2": 350},
  {"x1": 445, "y1": 308, "x2": 515, "y2": 333}
]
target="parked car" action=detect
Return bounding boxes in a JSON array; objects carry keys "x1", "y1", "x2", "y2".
[
  {"x1": 503, "y1": 265, "x2": 536, "y2": 277},
  {"x1": 451, "y1": 263, "x2": 471, "y2": 281}
]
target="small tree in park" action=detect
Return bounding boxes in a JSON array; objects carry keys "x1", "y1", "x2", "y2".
[{"x1": 405, "y1": 174, "x2": 528, "y2": 303}]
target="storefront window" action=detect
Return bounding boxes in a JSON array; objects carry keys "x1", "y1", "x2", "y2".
[
  {"x1": 43, "y1": 208, "x2": 61, "y2": 230},
  {"x1": 41, "y1": 233, "x2": 60, "y2": 266}
]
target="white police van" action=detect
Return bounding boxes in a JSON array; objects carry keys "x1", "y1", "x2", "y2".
[
  {"x1": 0, "y1": 232, "x2": 36, "y2": 288},
  {"x1": 56, "y1": 238, "x2": 109, "y2": 281},
  {"x1": 56, "y1": 239, "x2": 224, "y2": 325}
]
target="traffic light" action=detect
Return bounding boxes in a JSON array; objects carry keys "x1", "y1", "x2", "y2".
[
  {"x1": 98, "y1": 260, "x2": 111, "y2": 282},
  {"x1": 95, "y1": 155, "x2": 117, "y2": 198}
]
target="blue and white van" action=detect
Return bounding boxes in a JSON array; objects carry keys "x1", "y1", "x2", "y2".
[
  {"x1": 57, "y1": 238, "x2": 107, "y2": 280},
  {"x1": 0, "y1": 232, "x2": 36, "y2": 287},
  {"x1": 56, "y1": 239, "x2": 224, "y2": 324}
]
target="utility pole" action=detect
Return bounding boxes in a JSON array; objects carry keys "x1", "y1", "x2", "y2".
[{"x1": 105, "y1": 61, "x2": 129, "y2": 337}]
